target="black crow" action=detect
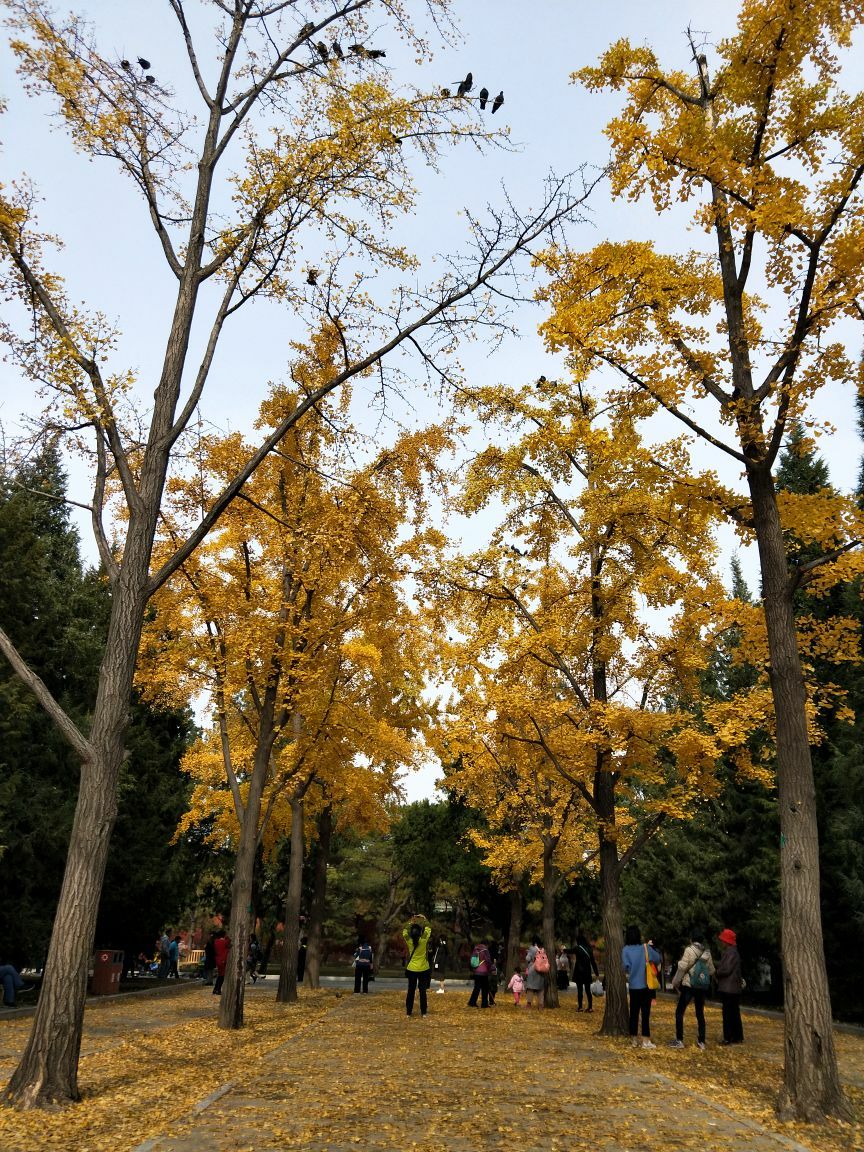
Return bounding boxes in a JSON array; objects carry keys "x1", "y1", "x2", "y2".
[
  {"x1": 478, "y1": 86, "x2": 489, "y2": 110},
  {"x1": 316, "y1": 42, "x2": 329, "y2": 61},
  {"x1": 331, "y1": 41, "x2": 344, "y2": 59},
  {"x1": 367, "y1": 48, "x2": 386, "y2": 59},
  {"x1": 137, "y1": 56, "x2": 150, "y2": 70},
  {"x1": 120, "y1": 59, "x2": 131, "y2": 70},
  {"x1": 491, "y1": 90, "x2": 504, "y2": 114},
  {"x1": 456, "y1": 71, "x2": 473, "y2": 96},
  {"x1": 145, "y1": 74, "x2": 155, "y2": 84}
]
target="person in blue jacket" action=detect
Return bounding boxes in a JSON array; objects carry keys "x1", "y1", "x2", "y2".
[{"x1": 622, "y1": 925, "x2": 661, "y2": 1049}]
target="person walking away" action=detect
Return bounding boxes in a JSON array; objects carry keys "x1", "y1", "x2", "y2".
[
  {"x1": 353, "y1": 936, "x2": 374, "y2": 993},
  {"x1": 556, "y1": 947, "x2": 570, "y2": 991},
  {"x1": 468, "y1": 939, "x2": 493, "y2": 1008},
  {"x1": 716, "y1": 928, "x2": 744, "y2": 1044},
  {"x1": 403, "y1": 915, "x2": 432, "y2": 1017},
  {"x1": 573, "y1": 932, "x2": 600, "y2": 1011},
  {"x1": 670, "y1": 931, "x2": 715, "y2": 1049},
  {"x1": 212, "y1": 928, "x2": 230, "y2": 996},
  {"x1": 202, "y1": 931, "x2": 216, "y2": 985},
  {"x1": 524, "y1": 936, "x2": 548, "y2": 1009},
  {"x1": 168, "y1": 935, "x2": 180, "y2": 979},
  {"x1": 247, "y1": 933, "x2": 263, "y2": 983},
  {"x1": 432, "y1": 935, "x2": 449, "y2": 994},
  {"x1": 622, "y1": 925, "x2": 661, "y2": 1048},
  {"x1": 507, "y1": 966, "x2": 525, "y2": 1005},
  {"x1": 158, "y1": 930, "x2": 170, "y2": 979}
]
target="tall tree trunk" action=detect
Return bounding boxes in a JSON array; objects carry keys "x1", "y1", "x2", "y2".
[
  {"x1": 276, "y1": 794, "x2": 304, "y2": 1003},
  {"x1": 542, "y1": 839, "x2": 559, "y2": 1009},
  {"x1": 218, "y1": 742, "x2": 272, "y2": 1029},
  {"x1": 304, "y1": 805, "x2": 333, "y2": 989},
  {"x1": 505, "y1": 884, "x2": 523, "y2": 983},
  {"x1": 748, "y1": 465, "x2": 850, "y2": 1121},
  {"x1": 3, "y1": 571, "x2": 149, "y2": 1106},
  {"x1": 598, "y1": 837, "x2": 627, "y2": 1035}
]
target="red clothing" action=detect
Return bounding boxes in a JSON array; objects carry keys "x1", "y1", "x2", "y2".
[{"x1": 214, "y1": 935, "x2": 230, "y2": 976}]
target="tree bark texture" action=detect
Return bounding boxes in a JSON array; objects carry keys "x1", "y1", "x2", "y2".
[
  {"x1": 598, "y1": 834, "x2": 627, "y2": 1036},
  {"x1": 276, "y1": 795, "x2": 304, "y2": 1003},
  {"x1": 505, "y1": 884, "x2": 523, "y2": 986},
  {"x1": 304, "y1": 806, "x2": 333, "y2": 989},
  {"x1": 747, "y1": 465, "x2": 850, "y2": 1121},
  {"x1": 542, "y1": 841, "x2": 559, "y2": 1009}
]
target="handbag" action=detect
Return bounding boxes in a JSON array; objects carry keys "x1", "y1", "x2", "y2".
[{"x1": 644, "y1": 945, "x2": 660, "y2": 991}]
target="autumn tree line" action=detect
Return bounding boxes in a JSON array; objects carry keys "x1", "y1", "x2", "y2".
[{"x1": 1, "y1": 0, "x2": 863, "y2": 1127}]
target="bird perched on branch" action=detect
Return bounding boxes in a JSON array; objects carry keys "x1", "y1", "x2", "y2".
[
  {"x1": 440, "y1": 87, "x2": 451, "y2": 97},
  {"x1": 315, "y1": 42, "x2": 329, "y2": 61},
  {"x1": 492, "y1": 90, "x2": 504, "y2": 114},
  {"x1": 478, "y1": 86, "x2": 489, "y2": 110},
  {"x1": 120, "y1": 59, "x2": 131, "y2": 70},
  {"x1": 300, "y1": 22, "x2": 315, "y2": 37},
  {"x1": 348, "y1": 43, "x2": 366, "y2": 56},
  {"x1": 331, "y1": 41, "x2": 344, "y2": 60},
  {"x1": 137, "y1": 56, "x2": 150, "y2": 70},
  {"x1": 455, "y1": 71, "x2": 473, "y2": 96},
  {"x1": 145, "y1": 74, "x2": 156, "y2": 84},
  {"x1": 367, "y1": 48, "x2": 386, "y2": 59},
  {"x1": 306, "y1": 269, "x2": 320, "y2": 286}
]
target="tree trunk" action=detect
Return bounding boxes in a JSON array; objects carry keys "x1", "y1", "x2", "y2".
[
  {"x1": 542, "y1": 839, "x2": 559, "y2": 1009},
  {"x1": 598, "y1": 833, "x2": 627, "y2": 1036},
  {"x1": 276, "y1": 794, "x2": 304, "y2": 1003},
  {"x1": 304, "y1": 805, "x2": 332, "y2": 989},
  {"x1": 747, "y1": 465, "x2": 850, "y2": 1121},
  {"x1": 505, "y1": 884, "x2": 523, "y2": 983},
  {"x1": 217, "y1": 742, "x2": 272, "y2": 1029},
  {"x1": 3, "y1": 568, "x2": 150, "y2": 1106}
]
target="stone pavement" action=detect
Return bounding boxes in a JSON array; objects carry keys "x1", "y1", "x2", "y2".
[{"x1": 132, "y1": 984, "x2": 825, "y2": 1152}]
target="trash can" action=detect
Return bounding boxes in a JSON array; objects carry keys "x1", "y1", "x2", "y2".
[{"x1": 91, "y1": 949, "x2": 124, "y2": 995}]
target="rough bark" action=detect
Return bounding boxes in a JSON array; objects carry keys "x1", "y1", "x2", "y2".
[
  {"x1": 504, "y1": 884, "x2": 523, "y2": 983},
  {"x1": 747, "y1": 465, "x2": 851, "y2": 1121},
  {"x1": 304, "y1": 805, "x2": 333, "y2": 989},
  {"x1": 597, "y1": 774, "x2": 627, "y2": 1036},
  {"x1": 542, "y1": 839, "x2": 559, "y2": 1009},
  {"x1": 276, "y1": 794, "x2": 305, "y2": 1003}
]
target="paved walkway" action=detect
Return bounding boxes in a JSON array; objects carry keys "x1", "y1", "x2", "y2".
[{"x1": 132, "y1": 984, "x2": 839, "y2": 1152}]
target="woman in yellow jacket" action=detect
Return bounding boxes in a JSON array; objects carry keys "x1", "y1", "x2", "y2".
[{"x1": 403, "y1": 915, "x2": 432, "y2": 1017}]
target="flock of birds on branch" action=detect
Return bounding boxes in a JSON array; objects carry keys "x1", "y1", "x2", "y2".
[{"x1": 117, "y1": 39, "x2": 503, "y2": 117}]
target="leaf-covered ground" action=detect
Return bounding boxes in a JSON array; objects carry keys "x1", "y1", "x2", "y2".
[{"x1": 1, "y1": 985, "x2": 863, "y2": 1151}]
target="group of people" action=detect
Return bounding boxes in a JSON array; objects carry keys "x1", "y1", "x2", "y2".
[{"x1": 622, "y1": 925, "x2": 744, "y2": 1050}]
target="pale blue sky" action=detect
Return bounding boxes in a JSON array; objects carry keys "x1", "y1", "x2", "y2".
[{"x1": 1, "y1": 2, "x2": 862, "y2": 801}]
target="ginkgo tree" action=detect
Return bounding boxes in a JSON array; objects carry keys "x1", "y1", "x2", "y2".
[
  {"x1": 139, "y1": 383, "x2": 445, "y2": 1028},
  {"x1": 0, "y1": 0, "x2": 592, "y2": 1108},
  {"x1": 541, "y1": 0, "x2": 864, "y2": 1119},
  {"x1": 433, "y1": 380, "x2": 759, "y2": 1034}
]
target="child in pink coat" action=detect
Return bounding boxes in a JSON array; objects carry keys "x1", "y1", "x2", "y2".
[{"x1": 507, "y1": 966, "x2": 526, "y2": 1005}]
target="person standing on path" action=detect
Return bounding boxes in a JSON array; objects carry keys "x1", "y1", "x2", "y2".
[
  {"x1": 432, "y1": 935, "x2": 449, "y2": 994},
  {"x1": 524, "y1": 936, "x2": 547, "y2": 1009},
  {"x1": 158, "y1": 930, "x2": 170, "y2": 979},
  {"x1": 670, "y1": 931, "x2": 715, "y2": 1049},
  {"x1": 507, "y1": 965, "x2": 525, "y2": 1005},
  {"x1": 556, "y1": 946, "x2": 571, "y2": 991},
  {"x1": 716, "y1": 928, "x2": 744, "y2": 1045},
  {"x1": 403, "y1": 915, "x2": 432, "y2": 1017},
  {"x1": 168, "y1": 935, "x2": 180, "y2": 979},
  {"x1": 573, "y1": 931, "x2": 600, "y2": 1011},
  {"x1": 352, "y1": 936, "x2": 374, "y2": 994},
  {"x1": 622, "y1": 925, "x2": 661, "y2": 1048},
  {"x1": 296, "y1": 935, "x2": 308, "y2": 984},
  {"x1": 212, "y1": 928, "x2": 230, "y2": 996},
  {"x1": 202, "y1": 931, "x2": 217, "y2": 985},
  {"x1": 467, "y1": 939, "x2": 493, "y2": 1008}
]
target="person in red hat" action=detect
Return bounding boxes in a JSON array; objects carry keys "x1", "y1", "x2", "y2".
[{"x1": 716, "y1": 928, "x2": 744, "y2": 1044}]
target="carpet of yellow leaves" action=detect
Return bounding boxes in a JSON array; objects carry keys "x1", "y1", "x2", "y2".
[{"x1": 1, "y1": 986, "x2": 863, "y2": 1151}]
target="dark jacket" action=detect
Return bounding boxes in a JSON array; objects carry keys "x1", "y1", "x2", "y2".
[
  {"x1": 716, "y1": 945, "x2": 743, "y2": 994},
  {"x1": 574, "y1": 940, "x2": 599, "y2": 979}
]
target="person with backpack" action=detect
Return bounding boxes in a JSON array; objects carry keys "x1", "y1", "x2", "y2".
[
  {"x1": 467, "y1": 938, "x2": 493, "y2": 1008},
  {"x1": 352, "y1": 935, "x2": 374, "y2": 994},
  {"x1": 573, "y1": 931, "x2": 600, "y2": 1012},
  {"x1": 524, "y1": 935, "x2": 548, "y2": 1009},
  {"x1": 622, "y1": 925, "x2": 662, "y2": 1049},
  {"x1": 669, "y1": 930, "x2": 715, "y2": 1049},
  {"x1": 402, "y1": 915, "x2": 432, "y2": 1017}
]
